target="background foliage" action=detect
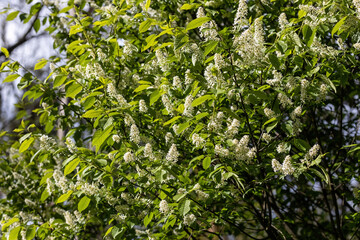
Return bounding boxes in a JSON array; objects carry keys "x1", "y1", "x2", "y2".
[{"x1": 1, "y1": 0, "x2": 360, "y2": 239}]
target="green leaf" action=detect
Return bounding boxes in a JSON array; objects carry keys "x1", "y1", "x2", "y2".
[
  {"x1": 1, "y1": 47, "x2": 9, "y2": 57},
  {"x1": 53, "y1": 75, "x2": 67, "y2": 88},
  {"x1": 40, "y1": 171, "x2": 53, "y2": 185},
  {"x1": 195, "y1": 112, "x2": 209, "y2": 121},
  {"x1": 3, "y1": 74, "x2": 20, "y2": 83},
  {"x1": 263, "y1": 117, "x2": 277, "y2": 127},
  {"x1": 186, "y1": 17, "x2": 211, "y2": 31},
  {"x1": 268, "y1": 54, "x2": 280, "y2": 70},
  {"x1": 180, "y1": 3, "x2": 200, "y2": 10},
  {"x1": 150, "y1": 89, "x2": 162, "y2": 105},
  {"x1": 92, "y1": 126, "x2": 114, "y2": 152},
  {"x1": 6, "y1": 11, "x2": 19, "y2": 21},
  {"x1": 145, "y1": 0, "x2": 151, "y2": 10},
  {"x1": 25, "y1": 225, "x2": 37, "y2": 240},
  {"x1": 33, "y1": 18, "x2": 40, "y2": 32},
  {"x1": 134, "y1": 85, "x2": 150, "y2": 92},
  {"x1": 191, "y1": 95, "x2": 213, "y2": 107},
  {"x1": 64, "y1": 158, "x2": 80, "y2": 176},
  {"x1": 176, "y1": 121, "x2": 191, "y2": 134},
  {"x1": 2, "y1": 218, "x2": 19, "y2": 231},
  {"x1": 293, "y1": 139, "x2": 310, "y2": 152},
  {"x1": 9, "y1": 226, "x2": 21, "y2": 240},
  {"x1": 104, "y1": 227, "x2": 114, "y2": 237},
  {"x1": 34, "y1": 58, "x2": 48, "y2": 70},
  {"x1": 40, "y1": 189, "x2": 50, "y2": 202},
  {"x1": 164, "y1": 116, "x2": 181, "y2": 126},
  {"x1": 319, "y1": 74, "x2": 336, "y2": 93},
  {"x1": 78, "y1": 196, "x2": 91, "y2": 213},
  {"x1": 19, "y1": 137, "x2": 34, "y2": 153},
  {"x1": 139, "y1": 19, "x2": 153, "y2": 33},
  {"x1": 66, "y1": 82, "x2": 83, "y2": 98},
  {"x1": 59, "y1": 5, "x2": 73, "y2": 14},
  {"x1": 179, "y1": 199, "x2": 191, "y2": 216},
  {"x1": 202, "y1": 156, "x2": 211, "y2": 169},
  {"x1": 82, "y1": 109, "x2": 103, "y2": 118},
  {"x1": 142, "y1": 35, "x2": 158, "y2": 51},
  {"x1": 332, "y1": 16, "x2": 347, "y2": 37},
  {"x1": 144, "y1": 212, "x2": 154, "y2": 227},
  {"x1": 56, "y1": 190, "x2": 73, "y2": 204},
  {"x1": 204, "y1": 41, "x2": 218, "y2": 57}
]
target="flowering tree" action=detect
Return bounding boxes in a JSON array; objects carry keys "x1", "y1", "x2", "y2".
[{"x1": 1, "y1": 0, "x2": 360, "y2": 239}]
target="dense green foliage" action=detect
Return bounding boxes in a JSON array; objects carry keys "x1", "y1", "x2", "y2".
[{"x1": 1, "y1": 0, "x2": 360, "y2": 239}]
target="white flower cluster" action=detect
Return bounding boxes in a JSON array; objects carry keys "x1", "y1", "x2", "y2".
[
  {"x1": 204, "y1": 63, "x2": 217, "y2": 88},
  {"x1": 262, "y1": 133, "x2": 272, "y2": 143},
  {"x1": 215, "y1": 144, "x2": 229, "y2": 157},
  {"x1": 311, "y1": 38, "x2": 338, "y2": 58},
  {"x1": 232, "y1": 135, "x2": 256, "y2": 161},
  {"x1": 225, "y1": 119, "x2": 240, "y2": 138},
  {"x1": 183, "y1": 95, "x2": 194, "y2": 117},
  {"x1": 208, "y1": 112, "x2": 224, "y2": 132},
  {"x1": 124, "y1": 151, "x2": 135, "y2": 163},
  {"x1": 159, "y1": 200, "x2": 169, "y2": 214},
  {"x1": 300, "y1": 144, "x2": 321, "y2": 166},
  {"x1": 130, "y1": 124, "x2": 140, "y2": 144},
  {"x1": 40, "y1": 134, "x2": 56, "y2": 151},
  {"x1": 112, "y1": 134, "x2": 120, "y2": 143},
  {"x1": 193, "y1": 183, "x2": 209, "y2": 200},
  {"x1": 278, "y1": 93, "x2": 293, "y2": 107},
  {"x1": 192, "y1": 133, "x2": 205, "y2": 148},
  {"x1": 172, "y1": 76, "x2": 182, "y2": 89},
  {"x1": 155, "y1": 49, "x2": 170, "y2": 72},
  {"x1": 185, "y1": 69, "x2": 193, "y2": 85},
  {"x1": 277, "y1": 142, "x2": 288, "y2": 153},
  {"x1": 300, "y1": 79, "x2": 309, "y2": 102},
  {"x1": 279, "y1": 13, "x2": 289, "y2": 30},
  {"x1": 266, "y1": 70, "x2": 282, "y2": 86},
  {"x1": 264, "y1": 107, "x2": 276, "y2": 118},
  {"x1": 144, "y1": 143, "x2": 154, "y2": 160},
  {"x1": 162, "y1": 94, "x2": 173, "y2": 114},
  {"x1": 299, "y1": 4, "x2": 325, "y2": 28},
  {"x1": 107, "y1": 82, "x2": 129, "y2": 107},
  {"x1": 183, "y1": 213, "x2": 196, "y2": 225},
  {"x1": 139, "y1": 99, "x2": 148, "y2": 113},
  {"x1": 166, "y1": 144, "x2": 180, "y2": 163},
  {"x1": 354, "y1": 0, "x2": 360, "y2": 15},
  {"x1": 353, "y1": 43, "x2": 360, "y2": 50},
  {"x1": 165, "y1": 132, "x2": 173, "y2": 144},
  {"x1": 53, "y1": 170, "x2": 68, "y2": 193},
  {"x1": 234, "y1": 0, "x2": 248, "y2": 28},
  {"x1": 196, "y1": 7, "x2": 219, "y2": 41},
  {"x1": 66, "y1": 137, "x2": 77, "y2": 153},
  {"x1": 291, "y1": 106, "x2": 302, "y2": 120},
  {"x1": 123, "y1": 40, "x2": 138, "y2": 56},
  {"x1": 233, "y1": 18, "x2": 265, "y2": 66},
  {"x1": 214, "y1": 53, "x2": 227, "y2": 69},
  {"x1": 272, "y1": 155, "x2": 295, "y2": 176}
]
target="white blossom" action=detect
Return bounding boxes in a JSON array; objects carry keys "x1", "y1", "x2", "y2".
[
  {"x1": 279, "y1": 13, "x2": 289, "y2": 30},
  {"x1": 184, "y1": 214, "x2": 196, "y2": 225},
  {"x1": 272, "y1": 159, "x2": 282, "y2": 172},
  {"x1": 144, "y1": 143, "x2": 154, "y2": 159},
  {"x1": 112, "y1": 134, "x2": 120, "y2": 143},
  {"x1": 139, "y1": 99, "x2": 148, "y2": 113},
  {"x1": 262, "y1": 133, "x2": 272, "y2": 143},
  {"x1": 234, "y1": 0, "x2": 248, "y2": 27},
  {"x1": 282, "y1": 155, "x2": 294, "y2": 175},
  {"x1": 130, "y1": 124, "x2": 140, "y2": 144},
  {"x1": 124, "y1": 152, "x2": 135, "y2": 163},
  {"x1": 166, "y1": 144, "x2": 180, "y2": 162},
  {"x1": 183, "y1": 95, "x2": 194, "y2": 117},
  {"x1": 159, "y1": 200, "x2": 169, "y2": 214},
  {"x1": 192, "y1": 133, "x2": 205, "y2": 148}
]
